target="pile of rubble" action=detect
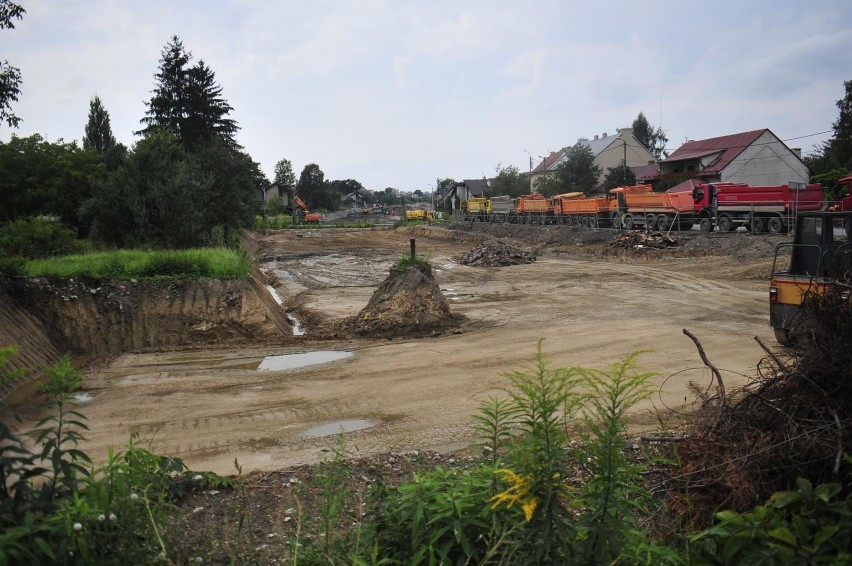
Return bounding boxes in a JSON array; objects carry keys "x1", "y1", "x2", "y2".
[
  {"x1": 609, "y1": 231, "x2": 680, "y2": 250},
  {"x1": 457, "y1": 240, "x2": 536, "y2": 267}
]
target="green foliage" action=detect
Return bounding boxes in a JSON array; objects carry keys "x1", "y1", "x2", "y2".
[
  {"x1": 83, "y1": 95, "x2": 117, "y2": 156},
  {"x1": 811, "y1": 168, "x2": 851, "y2": 201},
  {"x1": 574, "y1": 352, "x2": 659, "y2": 564},
  {"x1": 0, "y1": 254, "x2": 25, "y2": 276},
  {"x1": 538, "y1": 144, "x2": 603, "y2": 196},
  {"x1": 604, "y1": 163, "x2": 638, "y2": 190},
  {"x1": 25, "y1": 247, "x2": 251, "y2": 280},
  {"x1": 495, "y1": 342, "x2": 584, "y2": 563},
  {"x1": 273, "y1": 157, "x2": 296, "y2": 188},
  {"x1": 0, "y1": 1, "x2": 24, "y2": 128},
  {"x1": 396, "y1": 255, "x2": 431, "y2": 269},
  {"x1": 806, "y1": 79, "x2": 852, "y2": 176},
  {"x1": 0, "y1": 134, "x2": 102, "y2": 229},
  {"x1": 139, "y1": 35, "x2": 238, "y2": 147},
  {"x1": 292, "y1": 435, "x2": 357, "y2": 564},
  {"x1": 491, "y1": 164, "x2": 530, "y2": 197},
  {"x1": 32, "y1": 355, "x2": 91, "y2": 503},
  {"x1": 0, "y1": 349, "x2": 232, "y2": 564},
  {"x1": 0, "y1": 216, "x2": 88, "y2": 259},
  {"x1": 363, "y1": 465, "x2": 498, "y2": 564},
  {"x1": 632, "y1": 112, "x2": 669, "y2": 159},
  {"x1": 690, "y1": 479, "x2": 852, "y2": 564}
]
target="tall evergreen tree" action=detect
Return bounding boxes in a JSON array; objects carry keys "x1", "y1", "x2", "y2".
[
  {"x1": 83, "y1": 95, "x2": 117, "y2": 154},
  {"x1": 139, "y1": 36, "x2": 191, "y2": 138},
  {"x1": 138, "y1": 36, "x2": 238, "y2": 147},
  {"x1": 184, "y1": 60, "x2": 238, "y2": 146}
]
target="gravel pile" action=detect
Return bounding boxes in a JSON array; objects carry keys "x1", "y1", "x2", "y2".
[{"x1": 457, "y1": 240, "x2": 536, "y2": 267}]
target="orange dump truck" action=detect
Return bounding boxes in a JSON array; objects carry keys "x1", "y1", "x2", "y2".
[
  {"x1": 610, "y1": 185, "x2": 692, "y2": 231},
  {"x1": 551, "y1": 192, "x2": 615, "y2": 227},
  {"x1": 516, "y1": 194, "x2": 551, "y2": 223}
]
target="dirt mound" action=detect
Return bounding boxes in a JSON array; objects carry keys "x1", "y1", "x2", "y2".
[
  {"x1": 457, "y1": 240, "x2": 536, "y2": 267},
  {"x1": 343, "y1": 264, "x2": 463, "y2": 337}
]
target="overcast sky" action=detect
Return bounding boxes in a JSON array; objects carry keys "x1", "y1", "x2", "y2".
[{"x1": 2, "y1": 1, "x2": 850, "y2": 192}]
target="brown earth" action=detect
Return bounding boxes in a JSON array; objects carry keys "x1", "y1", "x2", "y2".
[{"x1": 8, "y1": 224, "x2": 787, "y2": 479}]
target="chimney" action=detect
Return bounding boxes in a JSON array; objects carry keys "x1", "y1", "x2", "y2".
[
  {"x1": 791, "y1": 148, "x2": 802, "y2": 159},
  {"x1": 602, "y1": 132, "x2": 608, "y2": 138},
  {"x1": 593, "y1": 134, "x2": 599, "y2": 140}
]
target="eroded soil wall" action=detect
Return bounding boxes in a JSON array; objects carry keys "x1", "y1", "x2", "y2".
[{"x1": 5, "y1": 278, "x2": 287, "y2": 360}]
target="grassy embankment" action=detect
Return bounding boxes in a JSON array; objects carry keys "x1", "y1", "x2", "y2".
[{"x1": 24, "y1": 248, "x2": 251, "y2": 280}]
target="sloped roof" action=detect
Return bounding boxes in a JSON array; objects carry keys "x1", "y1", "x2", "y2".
[
  {"x1": 532, "y1": 149, "x2": 567, "y2": 174},
  {"x1": 463, "y1": 178, "x2": 491, "y2": 197},
  {"x1": 661, "y1": 129, "x2": 768, "y2": 175},
  {"x1": 632, "y1": 162, "x2": 660, "y2": 182},
  {"x1": 581, "y1": 133, "x2": 621, "y2": 157}
]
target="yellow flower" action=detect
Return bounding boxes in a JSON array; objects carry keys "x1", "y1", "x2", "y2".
[{"x1": 489, "y1": 469, "x2": 539, "y2": 522}]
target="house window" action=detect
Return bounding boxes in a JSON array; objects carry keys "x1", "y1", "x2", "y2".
[{"x1": 687, "y1": 164, "x2": 695, "y2": 172}]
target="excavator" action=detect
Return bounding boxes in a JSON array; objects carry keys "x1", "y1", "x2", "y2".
[{"x1": 294, "y1": 196, "x2": 321, "y2": 224}]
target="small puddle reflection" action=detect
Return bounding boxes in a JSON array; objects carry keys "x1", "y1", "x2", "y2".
[
  {"x1": 288, "y1": 314, "x2": 306, "y2": 336},
  {"x1": 257, "y1": 351, "x2": 352, "y2": 371},
  {"x1": 301, "y1": 419, "x2": 380, "y2": 439},
  {"x1": 74, "y1": 392, "x2": 94, "y2": 403},
  {"x1": 266, "y1": 285, "x2": 284, "y2": 305}
]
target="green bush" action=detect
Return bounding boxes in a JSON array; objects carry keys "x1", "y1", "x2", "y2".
[
  {"x1": 0, "y1": 346, "x2": 233, "y2": 565},
  {"x1": 396, "y1": 255, "x2": 431, "y2": 269},
  {"x1": 0, "y1": 216, "x2": 87, "y2": 259},
  {"x1": 0, "y1": 255, "x2": 26, "y2": 277},
  {"x1": 690, "y1": 479, "x2": 852, "y2": 564}
]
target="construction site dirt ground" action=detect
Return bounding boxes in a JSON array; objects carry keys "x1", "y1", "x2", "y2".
[{"x1": 22, "y1": 225, "x2": 785, "y2": 476}]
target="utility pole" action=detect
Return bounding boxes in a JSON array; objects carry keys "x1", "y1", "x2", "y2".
[
  {"x1": 523, "y1": 149, "x2": 533, "y2": 172},
  {"x1": 622, "y1": 139, "x2": 627, "y2": 185}
]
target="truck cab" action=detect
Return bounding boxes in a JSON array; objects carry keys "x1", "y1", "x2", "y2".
[{"x1": 769, "y1": 211, "x2": 852, "y2": 344}]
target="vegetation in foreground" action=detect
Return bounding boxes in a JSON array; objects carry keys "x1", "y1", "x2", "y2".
[
  {"x1": 23, "y1": 248, "x2": 251, "y2": 280},
  {"x1": 4, "y1": 339, "x2": 849, "y2": 564}
]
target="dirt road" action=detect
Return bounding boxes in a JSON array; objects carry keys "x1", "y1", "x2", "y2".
[{"x1": 46, "y1": 227, "x2": 776, "y2": 475}]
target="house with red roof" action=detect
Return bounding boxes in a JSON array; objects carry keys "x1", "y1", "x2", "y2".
[{"x1": 658, "y1": 129, "x2": 808, "y2": 186}]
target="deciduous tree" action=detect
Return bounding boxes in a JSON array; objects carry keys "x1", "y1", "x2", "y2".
[
  {"x1": 631, "y1": 112, "x2": 668, "y2": 159},
  {"x1": 603, "y1": 163, "x2": 636, "y2": 190},
  {"x1": 273, "y1": 158, "x2": 296, "y2": 188},
  {"x1": 491, "y1": 164, "x2": 529, "y2": 197},
  {"x1": 540, "y1": 144, "x2": 602, "y2": 196},
  {"x1": 0, "y1": 0, "x2": 25, "y2": 128}
]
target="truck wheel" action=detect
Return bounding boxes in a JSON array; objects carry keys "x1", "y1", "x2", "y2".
[
  {"x1": 718, "y1": 216, "x2": 733, "y2": 232},
  {"x1": 774, "y1": 327, "x2": 792, "y2": 346},
  {"x1": 589, "y1": 217, "x2": 598, "y2": 228},
  {"x1": 768, "y1": 217, "x2": 784, "y2": 234},
  {"x1": 699, "y1": 218, "x2": 712, "y2": 232},
  {"x1": 645, "y1": 215, "x2": 657, "y2": 231},
  {"x1": 611, "y1": 216, "x2": 621, "y2": 229},
  {"x1": 623, "y1": 215, "x2": 634, "y2": 229},
  {"x1": 656, "y1": 214, "x2": 670, "y2": 231},
  {"x1": 751, "y1": 217, "x2": 765, "y2": 233}
]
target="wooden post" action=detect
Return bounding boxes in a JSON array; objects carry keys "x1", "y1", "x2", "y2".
[{"x1": 410, "y1": 238, "x2": 416, "y2": 260}]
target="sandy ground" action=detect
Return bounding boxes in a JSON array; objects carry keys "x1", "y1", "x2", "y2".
[{"x1": 28, "y1": 226, "x2": 777, "y2": 476}]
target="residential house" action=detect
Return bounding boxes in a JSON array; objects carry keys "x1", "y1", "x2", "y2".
[
  {"x1": 658, "y1": 129, "x2": 808, "y2": 186},
  {"x1": 530, "y1": 128, "x2": 655, "y2": 193},
  {"x1": 435, "y1": 178, "x2": 491, "y2": 210},
  {"x1": 259, "y1": 182, "x2": 294, "y2": 212}
]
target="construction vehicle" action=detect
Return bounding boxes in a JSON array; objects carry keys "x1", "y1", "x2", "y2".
[
  {"x1": 405, "y1": 209, "x2": 435, "y2": 222},
  {"x1": 769, "y1": 211, "x2": 852, "y2": 345},
  {"x1": 462, "y1": 197, "x2": 492, "y2": 221},
  {"x1": 294, "y1": 196, "x2": 321, "y2": 223}
]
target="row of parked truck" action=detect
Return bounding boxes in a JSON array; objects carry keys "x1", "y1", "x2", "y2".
[{"x1": 462, "y1": 177, "x2": 852, "y2": 233}]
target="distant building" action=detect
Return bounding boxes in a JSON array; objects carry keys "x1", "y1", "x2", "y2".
[
  {"x1": 659, "y1": 129, "x2": 808, "y2": 186},
  {"x1": 531, "y1": 128, "x2": 655, "y2": 193},
  {"x1": 435, "y1": 178, "x2": 491, "y2": 210}
]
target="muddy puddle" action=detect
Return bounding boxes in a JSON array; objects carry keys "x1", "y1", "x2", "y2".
[{"x1": 257, "y1": 350, "x2": 352, "y2": 371}]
